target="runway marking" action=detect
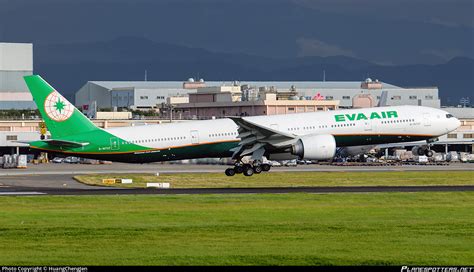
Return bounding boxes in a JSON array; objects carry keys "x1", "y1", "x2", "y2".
[{"x1": 0, "y1": 192, "x2": 46, "y2": 196}]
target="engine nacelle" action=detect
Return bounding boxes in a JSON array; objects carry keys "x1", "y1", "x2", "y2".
[{"x1": 292, "y1": 134, "x2": 336, "y2": 160}]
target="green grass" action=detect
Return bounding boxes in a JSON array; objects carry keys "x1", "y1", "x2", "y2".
[
  {"x1": 0, "y1": 192, "x2": 473, "y2": 265},
  {"x1": 74, "y1": 171, "x2": 474, "y2": 188}
]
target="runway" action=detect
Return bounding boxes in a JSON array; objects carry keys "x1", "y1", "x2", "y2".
[
  {"x1": 1, "y1": 162, "x2": 473, "y2": 177},
  {"x1": 1, "y1": 185, "x2": 473, "y2": 196},
  {"x1": 0, "y1": 163, "x2": 473, "y2": 196}
]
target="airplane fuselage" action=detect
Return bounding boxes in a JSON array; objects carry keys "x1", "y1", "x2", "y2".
[{"x1": 30, "y1": 105, "x2": 460, "y2": 163}]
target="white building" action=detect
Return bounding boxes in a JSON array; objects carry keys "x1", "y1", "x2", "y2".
[
  {"x1": 0, "y1": 43, "x2": 35, "y2": 109},
  {"x1": 75, "y1": 80, "x2": 204, "y2": 111}
]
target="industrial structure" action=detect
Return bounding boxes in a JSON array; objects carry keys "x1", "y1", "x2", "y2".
[
  {"x1": 75, "y1": 79, "x2": 206, "y2": 111},
  {"x1": 75, "y1": 78, "x2": 441, "y2": 111},
  {"x1": 171, "y1": 85, "x2": 339, "y2": 119},
  {"x1": 0, "y1": 42, "x2": 35, "y2": 109}
]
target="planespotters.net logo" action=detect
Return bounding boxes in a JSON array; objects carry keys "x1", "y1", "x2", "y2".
[
  {"x1": 44, "y1": 91, "x2": 74, "y2": 122},
  {"x1": 401, "y1": 267, "x2": 474, "y2": 272}
]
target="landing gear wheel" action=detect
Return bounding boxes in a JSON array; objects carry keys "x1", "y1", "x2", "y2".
[
  {"x1": 261, "y1": 164, "x2": 271, "y2": 172},
  {"x1": 234, "y1": 165, "x2": 244, "y2": 174},
  {"x1": 253, "y1": 165, "x2": 262, "y2": 174},
  {"x1": 243, "y1": 165, "x2": 254, "y2": 176},
  {"x1": 225, "y1": 168, "x2": 236, "y2": 176},
  {"x1": 425, "y1": 150, "x2": 434, "y2": 157}
]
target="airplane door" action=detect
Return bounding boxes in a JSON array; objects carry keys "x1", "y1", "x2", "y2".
[
  {"x1": 190, "y1": 130, "x2": 199, "y2": 144},
  {"x1": 110, "y1": 137, "x2": 120, "y2": 150},
  {"x1": 364, "y1": 120, "x2": 372, "y2": 131},
  {"x1": 423, "y1": 113, "x2": 431, "y2": 127}
]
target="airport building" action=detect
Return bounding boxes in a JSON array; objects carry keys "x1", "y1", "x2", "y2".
[
  {"x1": 75, "y1": 78, "x2": 441, "y2": 111},
  {"x1": 75, "y1": 79, "x2": 208, "y2": 111},
  {"x1": 0, "y1": 42, "x2": 35, "y2": 109},
  {"x1": 171, "y1": 85, "x2": 339, "y2": 119}
]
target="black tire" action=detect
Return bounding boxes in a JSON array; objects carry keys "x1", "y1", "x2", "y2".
[
  {"x1": 234, "y1": 165, "x2": 244, "y2": 174},
  {"x1": 425, "y1": 150, "x2": 434, "y2": 157},
  {"x1": 253, "y1": 165, "x2": 263, "y2": 174},
  {"x1": 243, "y1": 166, "x2": 254, "y2": 176},
  {"x1": 417, "y1": 148, "x2": 425, "y2": 156},
  {"x1": 261, "y1": 164, "x2": 271, "y2": 172},
  {"x1": 225, "y1": 168, "x2": 236, "y2": 176}
]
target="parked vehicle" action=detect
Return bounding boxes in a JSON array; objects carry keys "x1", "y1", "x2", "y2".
[
  {"x1": 297, "y1": 159, "x2": 313, "y2": 165},
  {"x1": 51, "y1": 157, "x2": 64, "y2": 163},
  {"x1": 64, "y1": 156, "x2": 80, "y2": 164},
  {"x1": 269, "y1": 161, "x2": 282, "y2": 167},
  {"x1": 282, "y1": 159, "x2": 298, "y2": 167}
]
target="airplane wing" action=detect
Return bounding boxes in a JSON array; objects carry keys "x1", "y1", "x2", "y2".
[{"x1": 227, "y1": 117, "x2": 297, "y2": 160}]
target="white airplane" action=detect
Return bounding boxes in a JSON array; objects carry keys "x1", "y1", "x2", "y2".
[{"x1": 24, "y1": 75, "x2": 461, "y2": 176}]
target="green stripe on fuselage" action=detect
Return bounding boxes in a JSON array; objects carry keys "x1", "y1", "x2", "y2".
[
  {"x1": 29, "y1": 129, "x2": 152, "y2": 155},
  {"x1": 30, "y1": 140, "x2": 238, "y2": 163}
]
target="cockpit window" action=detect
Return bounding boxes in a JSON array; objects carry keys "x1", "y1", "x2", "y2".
[{"x1": 446, "y1": 114, "x2": 454, "y2": 118}]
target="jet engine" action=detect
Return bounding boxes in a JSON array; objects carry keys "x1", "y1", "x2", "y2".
[{"x1": 291, "y1": 134, "x2": 336, "y2": 160}]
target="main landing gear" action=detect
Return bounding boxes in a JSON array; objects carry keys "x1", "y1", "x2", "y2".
[{"x1": 225, "y1": 161, "x2": 272, "y2": 177}]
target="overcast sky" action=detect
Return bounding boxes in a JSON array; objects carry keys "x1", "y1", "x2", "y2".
[{"x1": 0, "y1": 0, "x2": 472, "y2": 65}]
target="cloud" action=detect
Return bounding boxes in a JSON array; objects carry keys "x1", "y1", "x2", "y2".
[
  {"x1": 293, "y1": 0, "x2": 474, "y2": 28},
  {"x1": 296, "y1": 38, "x2": 356, "y2": 57}
]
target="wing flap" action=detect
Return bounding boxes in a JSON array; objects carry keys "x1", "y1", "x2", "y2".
[
  {"x1": 227, "y1": 116, "x2": 297, "y2": 159},
  {"x1": 228, "y1": 117, "x2": 295, "y2": 139}
]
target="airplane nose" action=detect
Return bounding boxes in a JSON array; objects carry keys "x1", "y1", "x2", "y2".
[
  {"x1": 450, "y1": 117, "x2": 461, "y2": 132},
  {"x1": 454, "y1": 118, "x2": 461, "y2": 129}
]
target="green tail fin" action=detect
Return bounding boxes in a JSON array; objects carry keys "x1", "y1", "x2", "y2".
[{"x1": 24, "y1": 75, "x2": 99, "y2": 138}]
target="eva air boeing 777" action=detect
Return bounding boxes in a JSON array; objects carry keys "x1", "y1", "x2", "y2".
[{"x1": 24, "y1": 75, "x2": 460, "y2": 176}]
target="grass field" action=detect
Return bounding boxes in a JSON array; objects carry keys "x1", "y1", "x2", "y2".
[
  {"x1": 74, "y1": 171, "x2": 474, "y2": 188},
  {"x1": 0, "y1": 192, "x2": 473, "y2": 265}
]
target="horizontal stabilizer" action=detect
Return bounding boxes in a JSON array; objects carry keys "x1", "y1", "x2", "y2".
[{"x1": 42, "y1": 139, "x2": 89, "y2": 148}]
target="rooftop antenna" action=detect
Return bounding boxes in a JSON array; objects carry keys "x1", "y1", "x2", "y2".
[{"x1": 144, "y1": 70, "x2": 148, "y2": 82}]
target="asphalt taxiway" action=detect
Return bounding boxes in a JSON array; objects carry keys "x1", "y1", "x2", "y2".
[
  {"x1": 1, "y1": 185, "x2": 473, "y2": 196},
  {"x1": 0, "y1": 163, "x2": 473, "y2": 196}
]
